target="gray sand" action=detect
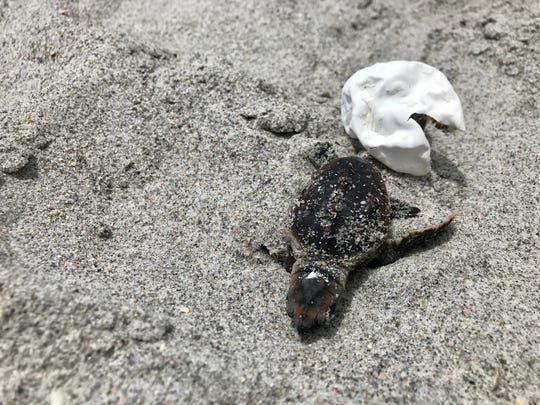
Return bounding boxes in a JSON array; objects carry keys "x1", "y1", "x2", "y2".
[{"x1": 1, "y1": 0, "x2": 539, "y2": 403}]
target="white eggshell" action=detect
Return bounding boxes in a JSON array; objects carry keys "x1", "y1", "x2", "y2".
[{"x1": 341, "y1": 61, "x2": 465, "y2": 176}]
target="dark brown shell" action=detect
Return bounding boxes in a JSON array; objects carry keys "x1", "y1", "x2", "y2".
[{"x1": 290, "y1": 156, "x2": 391, "y2": 261}]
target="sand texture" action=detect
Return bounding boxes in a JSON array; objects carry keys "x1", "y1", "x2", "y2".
[{"x1": 1, "y1": 0, "x2": 539, "y2": 403}]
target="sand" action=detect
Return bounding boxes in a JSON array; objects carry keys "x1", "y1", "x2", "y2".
[{"x1": 1, "y1": 0, "x2": 539, "y2": 403}]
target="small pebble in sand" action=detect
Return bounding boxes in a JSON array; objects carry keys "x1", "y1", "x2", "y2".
[
  {"x1": 483, "y1": 21, "x2": 504, "y2": 40},
  {"x1": 515, "y1": 397, "x2": 529, "y2": 405},
  {"x1": 97, "y1": 224, "x2": 113, "y2": 239},
  {"x1": 50, "y1": 388, "x2": 69, "y2": 405},
  {"x1": 180, "y1": 306, "x2": 190, "y2": 314}
]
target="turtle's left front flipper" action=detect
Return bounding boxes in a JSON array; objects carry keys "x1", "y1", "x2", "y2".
[{"x1": 369, "y1": 212, "x2": 457, "y2": 267}]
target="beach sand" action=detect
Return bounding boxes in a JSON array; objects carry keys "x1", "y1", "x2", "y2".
[{"x1": 1, "y1": 0, "x2": 539, "y2": 403}]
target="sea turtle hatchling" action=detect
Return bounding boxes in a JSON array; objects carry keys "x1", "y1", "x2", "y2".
[{"x1": 286, "y1": 156, "x2": 455, "y2": 332}]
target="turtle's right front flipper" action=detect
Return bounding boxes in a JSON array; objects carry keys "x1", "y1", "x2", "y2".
[{"x1": 370, "y1": 213, "x2": 457, "y2": 267}]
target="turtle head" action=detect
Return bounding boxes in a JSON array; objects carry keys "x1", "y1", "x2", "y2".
[{"x1": 286, "y1": 260, "x2": 344, "y2": 332}]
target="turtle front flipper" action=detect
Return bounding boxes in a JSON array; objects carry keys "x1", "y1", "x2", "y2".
[{"x1": 370, "y1": 212, "x2": 457, "y2": 267}]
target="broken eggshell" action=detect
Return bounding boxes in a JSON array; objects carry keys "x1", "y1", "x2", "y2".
[{"x1": 341, "y1": 61, "x2": 465, "y2": 176}]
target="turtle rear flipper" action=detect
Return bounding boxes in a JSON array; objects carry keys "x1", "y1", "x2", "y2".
[{"x1": 369, "y1": 212, "x2": 457, "y2": 267}]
